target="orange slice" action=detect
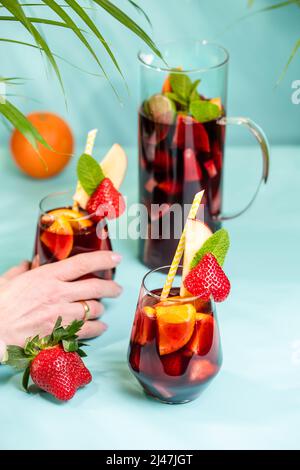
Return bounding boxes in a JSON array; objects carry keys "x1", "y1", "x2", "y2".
[
  {"x1": 156, "y1": 303, "x2": 196, "y2": 355},
  {"x1": 40, "y1": 215, "x2": 73, "y2": 260},
  {"x1": 48, "y1": 209, "x2": 93, "y2": 230}
]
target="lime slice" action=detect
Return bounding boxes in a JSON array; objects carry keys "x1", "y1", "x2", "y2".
[{"x1": 147, "y1": 94, "x2": 176, "y2": 125}]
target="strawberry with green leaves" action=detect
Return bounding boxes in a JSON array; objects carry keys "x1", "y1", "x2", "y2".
[
  {"x1": 77, "y1": 153, "x2": 126, "y2": 223},
  {"x1": 4, "y1": 317, "x2": 91, "y2": 401},
  {"x1": 184, "y1": 229, "x2": 231, "y2": 302}
]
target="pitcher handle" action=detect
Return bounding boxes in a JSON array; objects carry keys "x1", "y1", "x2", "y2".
[{"x1": 215, "y1": 116, "x2": 270, "y2": 221}]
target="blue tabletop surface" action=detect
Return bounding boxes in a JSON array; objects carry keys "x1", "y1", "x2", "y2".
[{"x1": 0, "y1": 145, "x2": 300, "y2": 450}]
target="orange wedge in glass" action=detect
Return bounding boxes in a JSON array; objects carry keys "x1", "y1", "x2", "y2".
[
  {"x1": 47, "y1": 208, "x2": 93, "y2": 230},
  {"x1": 156, "y1": 303, "x2": 196, "y2": 355},
  {"x1": 40, "y1": 215, "x2": 73, "y2": 260}
]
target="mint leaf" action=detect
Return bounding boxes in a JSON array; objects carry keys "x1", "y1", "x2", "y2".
[
  {"x1": 169, "y1": 73, "x2": 192, "y2": 101},
  {"x1": 190, "y1": 99, "x2": 222, "y2": 123},
  {"x1": 77, "y1": 153, "x2": 105, "y2": 196},
  {"x1": 190, "y1": 229, "x2": 230, "y2": 268},
  {"x1": 164, "y1": 92, "x2": 187, "y2": 107},
  {"x1": 189, "y1": 79, "x2": 201, "y2": 101}
]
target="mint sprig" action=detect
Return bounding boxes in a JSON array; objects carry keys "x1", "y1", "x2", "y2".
[
  {"x1": 77, "y1": 153, "x2": 105, "y2": 196},
  {"x1": 190, "y1": 229, "x2": 230, "y2": 269},
  {"x1": 169, "y1": 73, "x2": 193, "y2": 101}
]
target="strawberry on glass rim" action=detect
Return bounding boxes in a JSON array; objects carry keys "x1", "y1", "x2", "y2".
[{"x1": 182, "y1": 227, "x2": 231, "y2": 303}]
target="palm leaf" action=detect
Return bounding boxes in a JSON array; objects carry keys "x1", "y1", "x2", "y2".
[
  {"x1": 278, "y1": 38, "x2": 300, "y2": 83},
  {"x1": 41, "y1": 0, "x2": 117, "y2": 94},
  {"x1": 63, "y1": 0, "x2": 124, "y2": 80},
  {"x1": 0, "y1": 99, "x2": 51, "y2": 150},
  {"x1": 0, "y1": 38, "x2": 103, "y2": 77},
  {"x1": 128, "y1": 0, "x2": 152, "y2": 27},
  {"x1": 93, "y1": 0, "x2": 162, "y2": 60},
  {"x1": 0, "y1": 0, "x2": 64, "y2": 92}
]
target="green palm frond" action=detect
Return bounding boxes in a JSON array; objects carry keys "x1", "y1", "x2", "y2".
[
  {"x1": 0, "y1": 99, "x2": 51, "y2": 150},
  {"x1": 0, "y1": 0, "x2": 159, "y2": 151}
]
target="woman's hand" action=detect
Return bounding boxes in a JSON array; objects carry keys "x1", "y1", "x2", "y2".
[{"x1": 0, "y1": 251, "x2": 122, "y2": 347}]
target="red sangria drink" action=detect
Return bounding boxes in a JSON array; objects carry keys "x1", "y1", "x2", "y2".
[
  {"x1": 128, "y1": 283, "x2": 222, "y2": 404},
  {"x1": 139, "y1": 101, "x2": 225, "y2": 268},
  {"x1": 34, "y1": 134, "x2": 127, "y2": 281},
  {"x1": 128, "y1": 212, "x2": 231, "y2": 404},
  {"x1": 138, "y1": 40, "x2": 270, "y2": 269},
  {"x1": 34, "y1": 197, "x2": 114, "y2": 281}
]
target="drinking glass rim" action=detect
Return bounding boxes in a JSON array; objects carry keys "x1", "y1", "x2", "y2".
[
  {"x1": 138, "y1": 39, "x2": 229, "y2": 74},
  {"x1": 142, "y1": 265, "x2": 214, "y2": 305},
  {"x1": 39, "y1": 190, "x2": 94, "y2": 222}
]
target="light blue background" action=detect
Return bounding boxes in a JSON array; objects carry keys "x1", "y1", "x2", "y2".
[{"x1": 0, "y1": 0, "x2": 299, "y2": 149}]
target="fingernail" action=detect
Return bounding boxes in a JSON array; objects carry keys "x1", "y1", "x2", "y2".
[
  {"x1": 111, "y1": 253, "x2": 122, "y2": 264},
  {"x1": 116, "y1": 284, "x2": 123, "y2": 295},
  {"x1": 102, "y1": 322, "x2": 108, "y2": 332}
]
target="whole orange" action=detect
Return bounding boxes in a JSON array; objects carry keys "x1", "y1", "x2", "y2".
[{"x1": 10, "y1": 112, "x2": 74, "y2": 179}]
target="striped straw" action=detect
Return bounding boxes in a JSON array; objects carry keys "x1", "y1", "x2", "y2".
[
  {"x1": 160, "y1": 191, "x2": 204, "y2": 300},
  {"x1": 85, "y1": 128, "x2": 98, "y2": 155}
]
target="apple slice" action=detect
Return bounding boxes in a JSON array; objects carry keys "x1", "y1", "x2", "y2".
[
  {"x1": 73, "y1": 144, "x2": 128, "y2": 210},
  {"x1": 180, "y1": 219, "x2": 212, "y2": 297},
  {"x1": 101, "y1": 144, "x2": 127, "y2": 190}
]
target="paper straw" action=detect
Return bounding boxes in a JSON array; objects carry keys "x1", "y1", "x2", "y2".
[
  {"x1": 160, "y1": 191, "x2": 204, "y2": 300},
  {"x1": 84, "y1": 128, "x2": 98, "y2": 155}
]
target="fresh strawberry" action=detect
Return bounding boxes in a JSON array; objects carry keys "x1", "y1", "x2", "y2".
[
  {"x1": 30, "y1": 345, "x2": 91, "y2": 401},
  {"x1": 4, "y1": 317, "x2": 92, "y2": 401},
  {"x1": 87, "y1": 177, "x2": 126, "y2": 222},
  {"x1": 184, "y1": 253, "x2": 230, "y2": 302}
]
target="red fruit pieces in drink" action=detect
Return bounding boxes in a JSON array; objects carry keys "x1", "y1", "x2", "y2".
[
  {"x1": 184, "y1": 253, "x2": 231, "y2": 302},
  {"x1": 30, "y1": 345, "x2": 92, "y2": 401},
  {"x1": 204, "y1": 159, "x2": 218, "y2": 178},
  {"x1": 186, "y1": 313, "x2": 215, "y2": 356},
  {"x1": 87, "y1": 177, "x2": 126, "y2": 222},
  {"x1": 145, "y1": 177, "x2": 158, "y2": 193},
  {"x1": 156, "y1": 303, "x2": 196, "y2": 355},
  {"x1": 144, "y1": 123, "x2": 170, "y2": 146},
  {"x1": 183, "y1": 148, "x2": 202, "y2": 182},
  {"x1": 157, "y1": 180, "x2": 182, "y2": 195},
  {"x1": 173, "y1": 115, "x2": 210, "y2": 153},
  {"x1": 161, "y1": 352, "x2": 188, "y2": 377},
  {"x1": 129, "y1": 343, "x2": 141, "y2": 372},
  {"x1": 188, "y1": 359, "x2": 218, "y2": 382},
  {"x1": 212, "y1": 141, "x2": 223, "y2": 171},
  {"x1": 134, "y1": 307, "x2": 156, "y2": 346},
  {"x1": 154, "y1": 149, "x2": 172, "y2": 172},
  {"x1": 40, "y1": 216, "x2": 73, "y2": 260}
]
